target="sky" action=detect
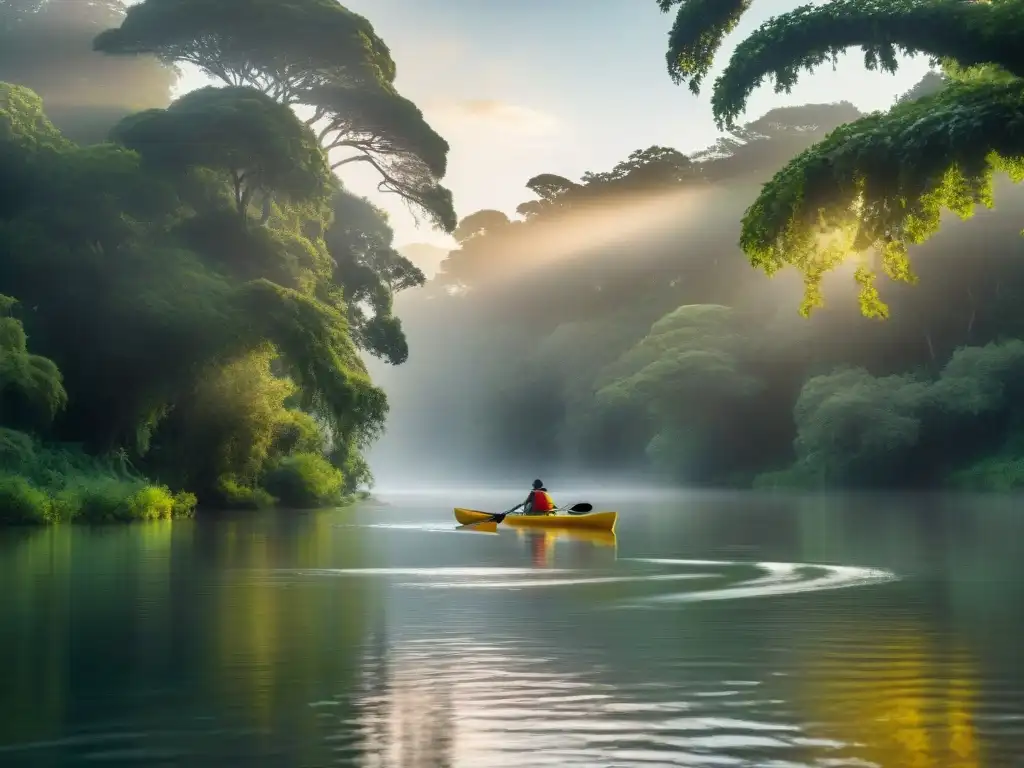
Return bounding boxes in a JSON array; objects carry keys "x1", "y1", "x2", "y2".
[{"x1": 174, "y1": 0, "x2": 933, "y2": 250}]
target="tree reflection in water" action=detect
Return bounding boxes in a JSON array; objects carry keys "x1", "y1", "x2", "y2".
[{"x1": 798, "y1": 625, "x2": 982, "y2": 768}]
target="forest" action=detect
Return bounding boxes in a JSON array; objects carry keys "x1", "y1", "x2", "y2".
[
  {"x1": 370, "y1": 0, "x2": 1024, "y2": 492},
  {"x1": 3, "y1": 0, "x2": 1024, "y2": 525},
  {"x1": 0, "y1": 0, "x2": 449, "y2": 523}
]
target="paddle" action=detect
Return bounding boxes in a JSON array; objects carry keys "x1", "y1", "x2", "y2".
[
  {"x1": 456, "y1": 502, "x2": 593, "y2": 530},
  {"x1": 565, "y1": 502, "x2": 593, "y2": 515}
]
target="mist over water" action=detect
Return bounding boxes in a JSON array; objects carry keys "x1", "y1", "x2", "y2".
[
  {"x1": 367, "y1": 182, "x2": 785, "y2": 489},
  {"x1": 371, "y1": 172, "x2": 1024, "y2": 492}
]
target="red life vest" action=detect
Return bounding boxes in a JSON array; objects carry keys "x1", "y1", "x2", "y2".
[{"x1": 530, "y1": 489, "x2": 555, "y2": 513}]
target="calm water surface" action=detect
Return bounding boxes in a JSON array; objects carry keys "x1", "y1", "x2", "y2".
[{"x1": 1, "y1": 490, "x2": 1023, "y2": 767}]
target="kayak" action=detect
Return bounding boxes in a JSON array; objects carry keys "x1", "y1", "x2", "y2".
[{"x1": 453, "y1": 507, "x2": 617, "y2": 532}]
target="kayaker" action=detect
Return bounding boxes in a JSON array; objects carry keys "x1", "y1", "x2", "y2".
[{"x1": 510, "y1": 479, "x2": 556, "y2": 516}]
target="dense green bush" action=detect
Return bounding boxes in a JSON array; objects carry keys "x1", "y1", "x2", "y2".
[
  {"x1": 264, "y1": 452, "x2": 345, "y2": 508},
  {"x1": 0, "y1": 426, "x2": 197, "y2": 524}
]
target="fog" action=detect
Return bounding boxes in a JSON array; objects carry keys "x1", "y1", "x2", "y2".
[
  {"x1": 4, "y1": 4, "x2": 1024, "y2": 498},
  {"x1": 366, "y1": 119, "x2": 1024, "y2": 493},
  {"x1": 365, "y1": 180, "x2": 801, "y2": 489},
  {"x1": 0, "y1": 1, "x2": 175, "y2": 143}
]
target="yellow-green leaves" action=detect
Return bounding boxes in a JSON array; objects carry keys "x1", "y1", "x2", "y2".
[{"x1": 740, "y1": 80, "x2": 1024, "y2": 315}]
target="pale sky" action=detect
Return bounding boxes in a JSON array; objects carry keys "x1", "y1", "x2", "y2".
[{"x1": 172, "y1": 0, "x2": 932, "y2": 249}]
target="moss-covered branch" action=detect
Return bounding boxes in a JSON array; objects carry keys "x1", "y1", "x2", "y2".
[
  {"x1": 739, "y1": 78, "x2": 1024, "y2": 317},
  {"x1": 660, "y1": 0, "x2": 753, "y2": 93},
  {"x1": 710, "y1": 0, "x2": 1024, "y2": 129}
]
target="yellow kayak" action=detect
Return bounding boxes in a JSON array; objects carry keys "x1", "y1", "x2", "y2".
[{"x1": 453, "y1": 507, "x2": 617, "y2": 532}]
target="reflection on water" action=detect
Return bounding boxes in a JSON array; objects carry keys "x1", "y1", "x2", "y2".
[
  {"x1": 0, "y1": 492, "x2": 1022, "y2": 766},
  {"x1": 800, "y1": 629, "x2": 982, "y2": 768}
]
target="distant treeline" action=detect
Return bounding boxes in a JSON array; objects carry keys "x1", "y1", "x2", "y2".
[{"x1": 377, "y1": 83, "x2": 1024, "y2": 492}]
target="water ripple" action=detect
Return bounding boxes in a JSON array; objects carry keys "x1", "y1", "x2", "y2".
[{"x1": 281, "y1": 557, "x2": 897, "y2": 606}]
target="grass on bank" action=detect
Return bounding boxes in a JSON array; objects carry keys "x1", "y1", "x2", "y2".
[{"x1": 0, "y1": 428, "x2": 196, "y2": 525}]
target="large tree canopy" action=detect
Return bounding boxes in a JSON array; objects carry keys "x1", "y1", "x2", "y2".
[
  {"x1": 112, "y1": 86, "x2": 333, "y2": 219},
  {"x1": 94, "y1": 0, "x2": 456, "y2": 231},
  {"x1": 657, "y1": 0, "x2": 1024, "y2": 317},
  {"x1": 0, "y1": 80, "x2": 385, "y2": 508}
]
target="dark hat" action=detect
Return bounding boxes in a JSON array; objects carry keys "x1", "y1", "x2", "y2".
[{"x1": 532, "y1": 479, "x2": 544, "y2": 489}]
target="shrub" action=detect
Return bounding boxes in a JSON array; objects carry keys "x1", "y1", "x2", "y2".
[
  {"x1": 216, "y1": 474, "x2": 275, "y2": 509},
  {"x1": 946, "y1": 456, "x2": 1024, "y2": 492},
  {"x1": 263, "y1": 452, "x2": 344, "y2": 508},
  {"x1": 0, "y1": 474, "x2": 52, "y2": 524}
]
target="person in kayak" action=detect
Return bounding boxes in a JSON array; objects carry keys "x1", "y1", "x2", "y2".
[{"x1": 510, "y1": 479, "x2": 556, "y2": 516}]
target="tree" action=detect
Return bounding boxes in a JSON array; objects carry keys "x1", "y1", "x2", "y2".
[
  {"x1": 581, "y1": 145, "x2": 699, "y2": 189},
  {"x1": 452, "y1": 209, "x2": 514, "y2": 242},
  {"x1": 594, "y1": 305, "x2": 765, "y2": 482},
  {"x1": 111, "y1": 86, "x2": 333, "y2": 220},
  {"x1": 435, "y1": 210, "x2": 519, "y2": 288},
  {"x1": 325, "y1": 190, "x2": 425, "y2": 364},
  {"x1": 691, "y1": 102, "x2": 865, "y2": 181},
  {"x1": 94, "y1": 0, "x2": 456, "y2": 231},
  {"x1": 0, "y1": 0, "x2": 175, "y2": 143},
  {"x1": 0, "y1": 295, "x2": 66, "y2": 432},
  {"x1": 656, "y1": 0, "x2": 1024, "y2": 317},
  {"x1": 0, "y1": 81, "x2": 385, "y2": 506}
]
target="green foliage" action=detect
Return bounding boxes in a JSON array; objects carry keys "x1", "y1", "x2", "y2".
[
  {"x1": 325, "y1": 190, "x2": 425, "y2": 364},
  {"x1": 318, "y1": 84, "x2": 456, "y2": 232},
  {"x1": 761, "y1": 340, "x2": 1024, "y2": 488},
  {"x1": 94, "y1": 0, "x2": 393, "y2": 92},
  {"x1": 234, "y1": 280, "x2": 388, "y2": 446},
  {"x1": 73, "y1": 482, "x2": 194, "y2": 523},
  {"x1": 264, "y1": 452, "x2": 345, "y2": 508},
  {"x1": 896, "y1": 69, "x2": 948, "y2": 104},
  {"x1": 654, "y1": 0, "x2": 1024, "y2": 318},
  {"x1": 330, "y1": 438, "x2": 374, "y2": 493},
  {"x1": 215, "y1": 476, "x2": 276, "y2": 510},
  {"x1": 0, "y1": 80, "x2": 396, "y2": 520},
  {"x1": 742, "y1": 79, "x2": 1024, "y2": 317},
  {"x1": 0, "y1": 296, "x2": 66, "y2": 430},
  {"x1": 660, "y1": 0, "x2": 752, "y2": 93},
  {"x1": 151, "y1": 346, "x2": 300, "y2": 497},
  {"x1": 112, "y1": 86, "x2": 333, "y2": 218},
  {"x1": 582, "y1": 146, "x2": 698, "y2": 188},
  {"x1": 95, "y1": 0, "x2": 456, "y2": 230},
  {"x1": 947, "y1": 456, "x2": 1024, "y2": 491},
  {"x1": 705, "y1": 0, "x2": 1023, "y2": 129},
  {"x1": 595, "y1": 305, "x2": 764, "y2": 483},
  {"x1": 0, "y1": 427, "x2": 196, "y2": 525},
  {"x1": 0, "y1": 475, "x2": 53, "y2": 524},
  {"x1": 783, "y1": 368, "x2": 929, "y2": 486},
  {"x1": 453, "y1": 209, "x2": 513, "y2": 242}
]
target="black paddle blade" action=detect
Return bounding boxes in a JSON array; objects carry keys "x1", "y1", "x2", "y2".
[{"x1": 568, "y1": 503, "x2": 592, "y2": 514}]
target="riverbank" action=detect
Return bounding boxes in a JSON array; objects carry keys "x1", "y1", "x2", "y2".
[
  {"x1": 0, "y1": 428, "x2": 196, "y2": 525},
  {"x1": 0, "y1": 428, "x2": 373, "y2": 526}
]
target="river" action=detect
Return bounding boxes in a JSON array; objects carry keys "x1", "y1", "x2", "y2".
[{"x1": 1, "y1": 489, "x2": 1022, "y2": 767}]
